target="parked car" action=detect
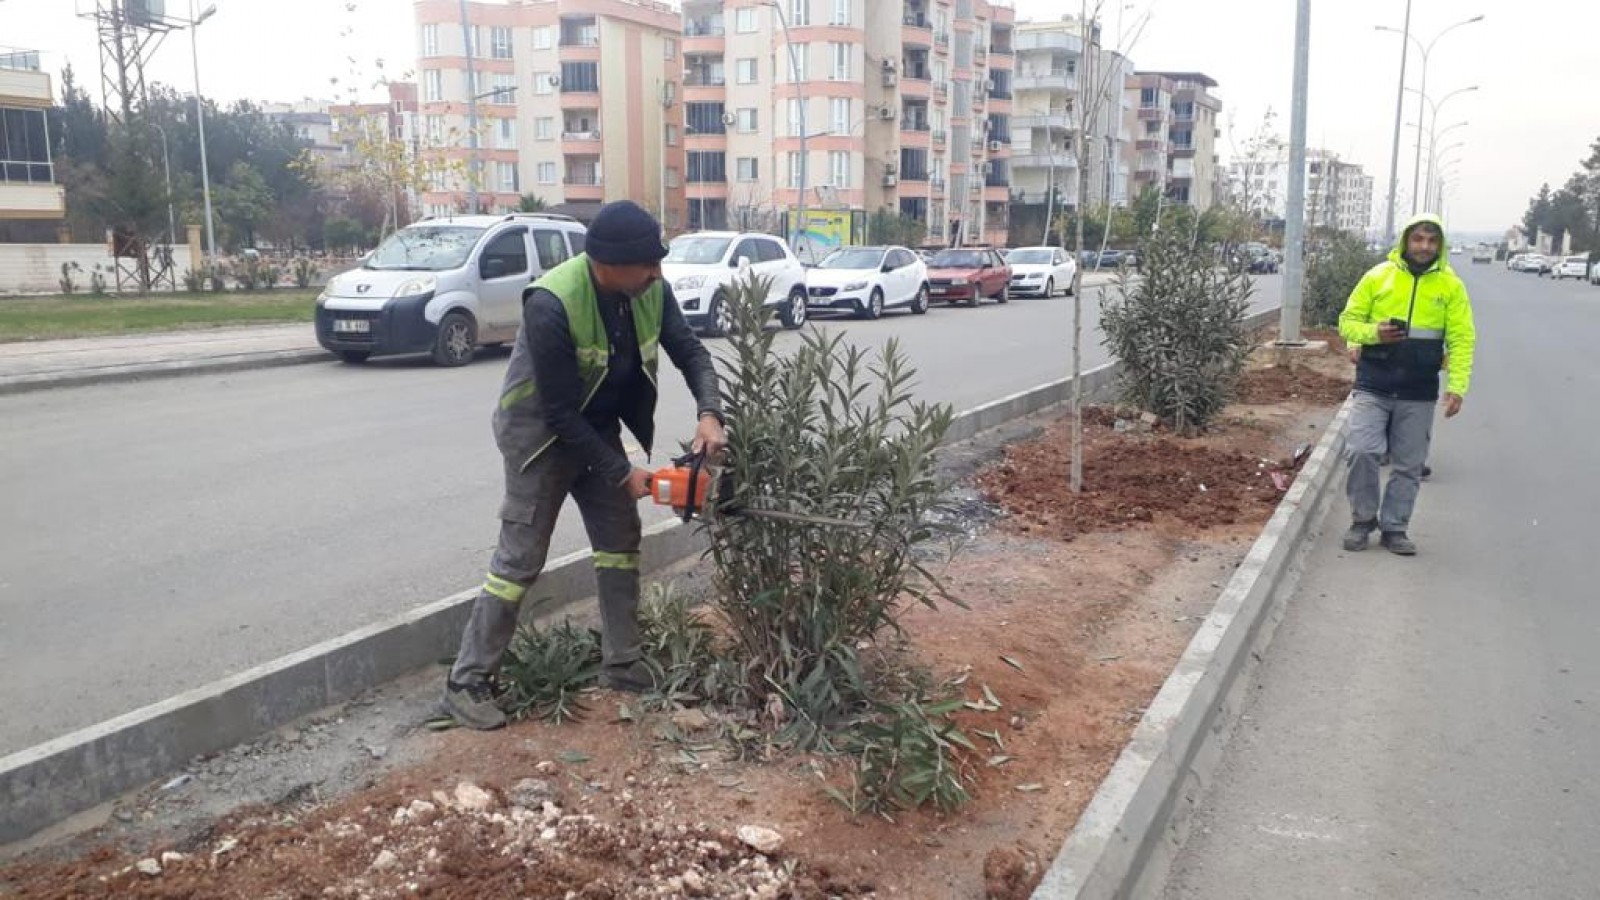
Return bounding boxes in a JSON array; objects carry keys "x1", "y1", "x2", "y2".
[
  {"x1": 926, "y1": 247, "x2": 1012, "y2": 306},
  {"x1": 1247, "y1": 252, "x2": 1281, "y2": 274},
  {"x1": 1509, "y1": 253, "x2": 1540, "y2": 273},
  {"x1": 1095, "y1": 249, "x2": 1129, "y2": 269},
  {"x1": 316, "y1": 213, "x2": 586, "y2": 366},
  {"x1": 1006, "y1": 246, "x2": 1077, "y2": 297},
  {"x1": 804, "y1": 245, "x2": 930, "y2": 319},
  {"x1": 1553, "y1": 255, "x2": 1590, "y2": 280},
  {"x1": 661, "y1": 231, "x2": 809, "y2": 336},
  {"x1": 1471, "y1": 246, "x2": 1493, "y2": 264},
  {"x1": 1532, "y1": 255, "x2": 1555, "y2": 276}
]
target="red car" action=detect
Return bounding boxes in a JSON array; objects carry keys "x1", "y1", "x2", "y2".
[{"x1": 925, "y1": 247, "x2": 1012, "y2": 306}]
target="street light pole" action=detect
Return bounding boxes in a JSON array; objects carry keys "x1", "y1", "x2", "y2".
[
  {"x1": 458, "y1": 0, "x2": 481, "y2": 214},
  {"x1": 1380, "y1": 0, "x2": 1411, "y2": 244},
  {"x1": 1424, "y1": 125, "x2": 1467, "y2": 208},
  {"x1": 150, "y1": 123, "x2": 176, "y2": 247},
  {"x1": 1378, "y1": 14, "x2": 1482, "y2": 216},
  {"x1": 768, "y1": 0, "x2": 807, "y2": 260},
  {"x1": 1280, "y1": 0, "x2": 1311, "y2": 345},
  {"x1": 1405, "y1": 84, "x2": 1476, "y2": 212},
  {"x1": 187, "y1": 0, "x2": 218, "y2": 261}
]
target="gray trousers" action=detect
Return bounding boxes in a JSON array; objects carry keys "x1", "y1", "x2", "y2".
[
  {"x1": 1345, "y1": 390, "x2": 1435, "y2": 533},
  {"x1": 450, "y1": 436, "x2": 643, "y2": 686}
]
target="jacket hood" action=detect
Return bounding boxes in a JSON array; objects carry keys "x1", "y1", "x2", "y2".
[{"x1": 1390, "y1": 212, "x2": 1450, "y2": 272}]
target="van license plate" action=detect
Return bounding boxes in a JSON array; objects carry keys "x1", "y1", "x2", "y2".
[{"x1": 334, "y1": 319, "x2": 370, "y2": 334}]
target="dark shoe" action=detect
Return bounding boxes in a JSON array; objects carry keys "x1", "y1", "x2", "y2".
[
  {"x1": 1421, "y1": 464, "x2": 1432, "y2": 480},
  {"x1": 1380, "y1": 532, "x2": 1418, "y2": 556},
  {"x1": 442, "y1": 680, "x2": 508, "y2": 730},
  {"x1": 1342, "y1": 519, "x2": 1378, "y2": 552},
  {"x1": 600, "y1": 660, "x2": 657, "y2": 694}
]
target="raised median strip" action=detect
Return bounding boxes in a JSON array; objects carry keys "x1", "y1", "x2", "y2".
[
  {"x1": 1031, "y1": 393, "x2": 1352, "y2": 900},
  {"x1": 0, "y1": 348, "x2": 328, "y2": 396},
  {"x1": 0, "y1": 305, "x2": 1277, "y2": 847}
]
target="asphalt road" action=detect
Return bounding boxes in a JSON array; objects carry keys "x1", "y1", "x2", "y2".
[
  {"x1": 0, "y1": 274, "x2": 1282, "y2": 755},
  {"x1": 1163, "y1": 262, "x2": 1600, "y2": 898}
]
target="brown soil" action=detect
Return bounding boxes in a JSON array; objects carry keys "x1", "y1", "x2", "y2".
[
  {"x1": 1, "y1": 392, "x2": 1344, "y2": 900},
  {"x1": 1234, "y1": 365, "x2": 1353, "y2": 406}
]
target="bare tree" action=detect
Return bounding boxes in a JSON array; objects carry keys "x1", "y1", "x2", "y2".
[{"x1": 1067, "y1": 0, "x2": 1152, "y2": 492}]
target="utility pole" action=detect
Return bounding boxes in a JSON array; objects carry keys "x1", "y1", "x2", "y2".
[
  {"x1": 1280, "y1": 0, "x2": 1310, "y2": 345},
  {"x1": 1382, "y1": 0, "x2": 1411, "y2": 244},
  {"x1": 458, "y1": 0, "x2": 480, "y2": 214},
  {"x1": 770, "y1": 1, "x2": 807, "y2": 261}
]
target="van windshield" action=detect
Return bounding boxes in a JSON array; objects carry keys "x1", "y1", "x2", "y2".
[{"x1": 366, "y1": 226, "x2": 487, "y2": 271}]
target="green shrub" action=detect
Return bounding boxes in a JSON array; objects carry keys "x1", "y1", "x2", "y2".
[
  {"x1": 498, "y1": 620, "x2": 602, "y2": 723},
  {"x1": 1101, "y1": 228, "x2": 1254, "y2": 435},
  {"x1": 1304, "y1": 232, "x2": 1383, "y2": 328}
]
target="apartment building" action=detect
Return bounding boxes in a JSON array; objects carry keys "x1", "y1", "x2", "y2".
[
  {"x1": 1127, "y1": 71, "x2": 1221, "y2": 210},
  {"x1": 678, "y1": 0, "x2": 1015, "y2": 248},
  {"x1": 0, "y1": 48, "x2": 66, "y2": 242},
  {"x1": 1004, "y1": 18, "x2": 1132, "y2": 245},
  {"x1": 1228, "y1": 148, "x2": 1375, "y2": 236},
  {"x1": 330, "y1": 82, "x2": 422, "y2": 154},
  {"x1": 413, "y1": 0, "x2": 685, "y2": 227}
]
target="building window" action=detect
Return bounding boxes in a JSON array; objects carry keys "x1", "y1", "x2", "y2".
[
  {"x1": 664, "y1": 38, "x2": 677, "y2": 59},
  {"x1": 737, "y1": 157, "x2": 759, "y2": 182},
  {"x1": 465, "y1": 26, "x2": 481, "y2": 58},
  {"x1": 560, "y1": 62, "x2": 599, "y2": 93},
  {"x1": 830, "y1": 42, "x2": 850, "y2": 81},
  {"x1": 491, "y1": 26, "x2": 513, "y2": 59},
  {"x1": 686, "y1": 102, "x2": 728, "y2": 135},
  {"x1": 788, "y1": 152, "x2": 804, "y2": 187},
  {"x1": 735, "y1": 8, "x2": 758, "y2": 33},
  {"x1": 831, "y1": 0, "x2": 849, "y2": 25},
  {"x1": 421, "y1": 24, "x2": 439, "y2": 57},
  {"x1": 831, "y1": 97, "x2": 850, "y2": 135},
  {"x1": 532, "y1": 26, "x2": 552, "y2": 50},
  {"x1": 1140, "y1": 87, "x2": 1158, "y2": 107},
  {"x1": 535, "y1": 117, "x2": 554, "y2": 140},
  {"x1": 0, "y1": 107, "x2": 53, "y2": 184},
  {"x1": 537, "y1": 162, "x2": 557, "y2": 184},
  {"x1": 932, "y1": 60, "x2": 946, "y2": 83},
  {"x1": 666, "y1": 124, "x2": 680, "y2": 145},
  {"x1": 492, "y1": 73, "x2": 516, "y2": 104},
  {"x1": 687, "y1": 151, "x2": 727, "y2": 183},
  {"x1": 534, "y1": 71, "x2": 554, "y2": 95},
  {"x1": 497, "y1": 161, "x2": 519, "y2": 192},
  {"x1": 790, "y1": 0, "x2": 810, "y2": 27},
  {"x1": 737, "y1": 58, "x2": 758, "y2": 84},
  {"x1": 424, "y1": 115, "x2": 444, "y2": 143},
  {"x1": 788, "y1": 98, "x2": 805, "y2": 137},
  {"x1": 496, "y1": 117, "x2": 516, "y2": 149},
  {"x1": 422, "y1": 69, "x2": 443, "y2": 102},
  {"x1": 736, "y1": 108, "x2": 758, "y2": 133},
  {"x1": 666, "y1": 167, "x2": 681, "y2": 187},
  {"x1": 781, "y1": 43, "x2": 809, "y2": 81},
  {"x1": 829, "y1": 151, "x2": 850, "y2": 187}
]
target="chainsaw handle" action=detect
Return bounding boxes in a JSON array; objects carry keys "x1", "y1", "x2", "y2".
[{"x1": 671, "y1": 449, "x2": 708, "y2": 522}]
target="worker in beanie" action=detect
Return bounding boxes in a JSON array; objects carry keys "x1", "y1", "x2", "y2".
[{"x1": 443, "y1": 200, "x2": 726, "y2": 729}]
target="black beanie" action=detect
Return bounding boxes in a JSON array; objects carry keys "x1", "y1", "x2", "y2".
[{"x1": 586, "y1": 200, "x2": 668, "y2": 265}]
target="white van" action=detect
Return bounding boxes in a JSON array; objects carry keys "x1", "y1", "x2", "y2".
[{"x1": 315, "y1": 213, "x2": 587, "y2": 366}]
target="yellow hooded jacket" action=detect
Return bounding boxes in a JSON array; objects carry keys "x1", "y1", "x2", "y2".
[{"x1": 1339, "y1": 212, "x2": 1476, "y2": 400}]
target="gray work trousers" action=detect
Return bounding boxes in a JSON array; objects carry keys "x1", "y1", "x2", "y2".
[
  {"x1": 1345, "y1": 390, "x2": 1435, "y2": 534},
  {"x1": 449, "y1": 435, "x2": 642, "y2": 686}
]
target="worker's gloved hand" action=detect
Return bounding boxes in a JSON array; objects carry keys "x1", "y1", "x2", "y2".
[
  {"x1": 692, "y1": 414, "x2": 728, "y2": 462},
  {"x1": 625, "y1": 467, "x2": 654, "y2": 500}
]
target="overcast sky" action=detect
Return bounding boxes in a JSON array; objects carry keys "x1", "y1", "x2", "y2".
[{"x1": 6, "y1": 0, "x2": 1598, "y2": 233}]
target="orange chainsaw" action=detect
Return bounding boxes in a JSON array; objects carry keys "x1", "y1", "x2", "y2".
[{"x1": 649, "y1": 450, "x2": 870, "y2": 530}]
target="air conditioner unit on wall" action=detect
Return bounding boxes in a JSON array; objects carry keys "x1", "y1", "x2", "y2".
[
  {"x1": 879, "y1": 106, "x2": 897, "y2": 120},
  {"x1": 883, "y1": 174, "x2": 899, "y2": 186},
  {"x1": 988, "y1": 140, "x2": 1002, "y2": 151}
]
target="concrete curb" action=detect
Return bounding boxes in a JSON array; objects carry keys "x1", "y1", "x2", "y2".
[
  {"x1": 0, "y1": 348, "x2": 328, "y2": 397},
  {"x1": 0, "y1": 305, "x2": 1281, "y2": 845},
  {"x1": 1031, "y1": 395, "x2": 1353, "y2": 900}
]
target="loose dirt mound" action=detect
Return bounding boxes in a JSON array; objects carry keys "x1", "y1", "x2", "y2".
[
  {"x1": 1234, "y1": 364, "x2": 1352, "y2": 406},
  {"x1": 977, "y1": 413, "x2": 1292, "y2": 540}
]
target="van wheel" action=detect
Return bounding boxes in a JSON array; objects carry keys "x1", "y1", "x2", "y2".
[
  {"x1": 432, "y1": 311, "x2": 476, "y2": 367},
  {"x1": 338, "y1": 351, "x2": 370, "y2": 365},
  {"x1": 779, "y1": 287, "x2": 808, "y2": 329}
]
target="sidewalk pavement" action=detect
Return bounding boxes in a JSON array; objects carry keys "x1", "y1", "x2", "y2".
[
  {"x1": 0, "y1": 271, "x2": 1133, "y2": 396},
  {"x1": 0, "y1": 324, "x2": 326, "y2": 395}
]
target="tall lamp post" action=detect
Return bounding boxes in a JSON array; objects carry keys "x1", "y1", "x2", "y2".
[
  {"x1": 457, "y1": 0, "x2": 482, "y2": 214},
  {"x1": 766, "y1": 0, "x2": 808, "y2": 260},
  {"x1": 1375, "y1": 13, "x2": 1483, "y2": 216},
  {"x1": 1405, "y1": 84, "x2": 1477, "y2": 212},
  {"x1": 184, "y1": 0, "x2": 219, "y2": 261}
]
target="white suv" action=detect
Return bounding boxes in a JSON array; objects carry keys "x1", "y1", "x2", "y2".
[
  {"x1": 662, "y1": 232, "x2": 809, "y2": 335},
  {"x1": 316, "y1": 213, "x2": 586, "y2": 366},
  {"x1": 1552, "y1": 255, "x2": 1589, "y2": 280}
]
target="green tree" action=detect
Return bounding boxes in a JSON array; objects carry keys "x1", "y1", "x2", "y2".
[
  {"x1": 213, "y1": 161, "x2": 275, "y2": 249},
  {"x1": 1522, "y1": 183, "x2": 1553, "y2": 243},
  {"x1": 518, "y1": 193, "x2": 548, "y2": 212},
  {"x1": 866, "y1": 207, "x2": 926, "y2": 247}
]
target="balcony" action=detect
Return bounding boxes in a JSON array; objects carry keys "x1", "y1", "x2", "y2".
[
  {"x1": 1014, "y1": 71, "x2": 1075, "y2": 92},
  {"x1": 1014, "y1": 112, "x2": 1072, "y2": 131},
  {"x1": 1015, "y1": 31, "x2": 1083, "y2": 53},
  {"x1": 933, "y1": 83, "x2": 949, "y2": 102},
  {"x1": 934, "y1": 31, "x2": 951, "y2": 51},
  {"x1": 559, "y1": 18, "x2": 599, "y2": 47},
  {"x1": 683, "y1": 19, "x2": 724, "y2": 38},
  {"x1": 1137, "y1": 106, "x2": 1167, "y2": 121},
  {"x1": 1009, "y1": 151, "x2": 1077, "y2": 170},
  {"x1": 930, "y1": 176, "x2": 946, "y2": 193},
  {"x1": 1135, "y1": 138, "x2": 1164, "y2": 151},
  {"x1": 932, "y1": 129, "x2": 947, "y2": 145}
]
